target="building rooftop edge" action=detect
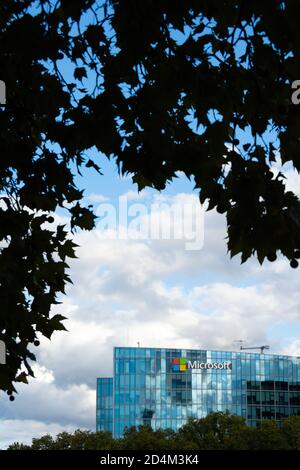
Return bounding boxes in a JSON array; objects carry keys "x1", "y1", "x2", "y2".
[{"x1": 112, "y1": 345, "x2": 300, "y2": 359}]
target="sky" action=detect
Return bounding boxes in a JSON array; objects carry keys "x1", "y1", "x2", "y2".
[
  {"x1": 1, "y1": 4, "x2": 300, "y2": 449},
  {"x1": 1, "y1": 153, "x2": 300, "y2": 449}
]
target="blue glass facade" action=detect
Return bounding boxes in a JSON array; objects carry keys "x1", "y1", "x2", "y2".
[
  {"x1": 96, "y1": 347, "x2": 300, "y2": 438},
  {"x1": 96, "y1": 377, "x2": 113, "y2": 433}
]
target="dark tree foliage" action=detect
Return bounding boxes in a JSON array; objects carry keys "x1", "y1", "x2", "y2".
[
  {"x1": 175, "y1": 411, "x2": 252, "y2": 449},
  {"x1": 7, "y1": 430, "x2": 119, "y2": 450},
  {"x1": 6, "y1": 413, "x2": 300, "y2": 450},
  {"x1": 1, "y1": 1, "x2": 300, "y2": 393}
]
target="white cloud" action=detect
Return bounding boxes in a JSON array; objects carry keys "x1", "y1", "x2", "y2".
[
  {"x1": 86, "y1": 193, "x2": 109, "y2": 203},
  {"x1": 282, "y1": 340, "x2": 300, "y2": 358},
  {"x1": 271, "y1": 158, "x2": 300, "y2": 198},
  {"x1": 1, "y1": 376, "x2": 94, "y2": 429},
  {"x1": 120, "y1": 189, "x2": 149, "y2": 201},
  {"x1": 0, "y1": 420, "x2": 77, "y2": 449},
  {"x1": 3, "y1": 189, "x2": 300, "y2": 447},
  {"x1": 282, "y1": 169, "x2": 300, "y2": 197}
]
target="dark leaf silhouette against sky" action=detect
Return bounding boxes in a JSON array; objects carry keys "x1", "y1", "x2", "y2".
[{"x1": 1, "y1": 0, "x2": 300, "y2": 400}]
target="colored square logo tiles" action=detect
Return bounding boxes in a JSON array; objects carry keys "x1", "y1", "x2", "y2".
[{"x1": 172, "y1": 357, "x2": 187, "y2": 371}]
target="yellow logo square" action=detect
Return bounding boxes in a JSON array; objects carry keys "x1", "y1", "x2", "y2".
[{"x1": 180, "y1": 364, "x2": 186, "y2": 371}]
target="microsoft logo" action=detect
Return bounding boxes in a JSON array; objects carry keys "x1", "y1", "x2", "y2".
[
  {"x1": 172, "y1": 357, "x2": 187, "y2": 371},
  {"x1": 172, "y1": 357, "x2": 232, "y2": 372}
]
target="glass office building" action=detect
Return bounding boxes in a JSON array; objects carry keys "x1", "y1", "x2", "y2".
[
  {"x1": 96, "y1": 377, "x2": 113, "y2": 434},
  {"x1": 96, "y1": 347, "x2": 300, "y2": 438}
]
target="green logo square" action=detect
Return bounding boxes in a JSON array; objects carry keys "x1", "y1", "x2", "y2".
[{"x1": 180, "y1": 358, "x2": 186, "y2": 365}]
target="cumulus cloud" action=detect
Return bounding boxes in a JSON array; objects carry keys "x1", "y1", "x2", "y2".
[
  {"x1": 86, "y1": 193, "x2": 109, "y2": 203},
  {"x1": 2, "y1": 188, "x2": 300, "y2": 447},
  {"x1": 1, "y1": 364, "x2": 94, "y2": 427},
  {"x1": 0, "y1": 420, "x2": 77, "y2": 449},
  {"x1": 283, "y1": 340, "x2": 300, "y2": 357}
]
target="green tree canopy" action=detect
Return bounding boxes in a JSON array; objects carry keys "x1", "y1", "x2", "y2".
[
  {"x1": 176, "y1": 411, "x2": 251, "y2": 449},
  {"x1": 7, "y1": 430, "x2": 117, "y2": 450},
  {"x1": 121, "y1": 425, "x2": 176, "y2": 451},
  {"x1": 1, "y1": 0, "x2": 300, "y2": 393},
  {"x1": 246, "y1": 419, "x2": 290, "y2": 450},
  {"x1": 282, "y1": 415, "x2": 300, "y2": 450},
  {"x1": 7, "y1": 413, "x2": 300, "y2": 450}
]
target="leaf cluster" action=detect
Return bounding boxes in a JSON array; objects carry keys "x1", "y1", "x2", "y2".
[{"x1": 6, "y1": 412, "x2": 300, "y2": 450}]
